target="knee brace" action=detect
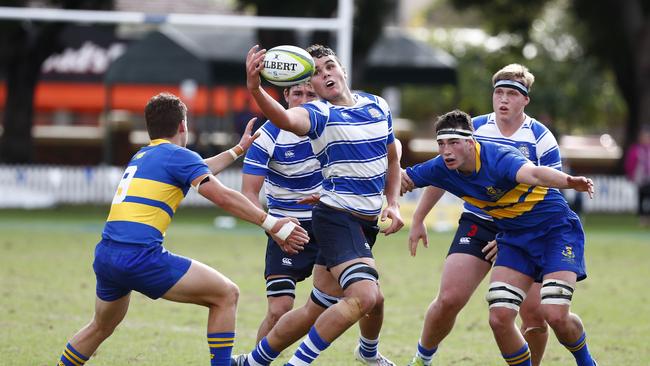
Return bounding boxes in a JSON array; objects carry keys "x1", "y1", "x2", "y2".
[
  {"x1": 338, "y1": 263, "x2": 379, "y2": 290},
  {"x1": 310, "y1": 287, "x2": 340, "y2": 309},
  {"x1": 266, "y1": 276, "x2": 296, "y2": 298},
  {"x1": 540, "y1": 279, "x2": 574, "y2": 305},
  {"x1": 485, "y1": 281, "x2": 526, "y2": 311}
]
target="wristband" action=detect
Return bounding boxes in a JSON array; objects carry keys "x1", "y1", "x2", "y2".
[
  {"x1": 261, "y1": 213, "x2": 278, "y2": 231},
  {"x1": 228, "y1": 144, "x2": 244, "y2": 160},
  {"x1": 232, "y1": 144, "x2": 244, "y2": 156},
  {"x1": 275, "y1": 221, "x2": 297, "y2": 241}
]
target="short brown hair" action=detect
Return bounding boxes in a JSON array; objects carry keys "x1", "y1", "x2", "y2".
[
  {"x1": 434, "y1": 109, "x2": 473, "y2": 134},
  {"x1": 492, "y1": 63, "x2": 535, "y2": 91},
  {"x1": 305, "y1": 44, "x2": 342, "y2": 66},
  {"x1": 144, "y1": 93, "x2": 187, "y2": 140}
]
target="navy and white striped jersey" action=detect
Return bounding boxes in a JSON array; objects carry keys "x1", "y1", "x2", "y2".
[
  {"x1": 243, "y1": 121, "x2": 322, "y2": 220},
  {"x1": 301, "y1": 92, "x2": 395, "y2": 216},
  {"x1": 466, "y1": 112, "x2": 562, "y2": 220}
]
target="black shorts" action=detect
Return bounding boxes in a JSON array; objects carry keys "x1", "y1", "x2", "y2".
[
  {"x1": 264, "y1": 220, "x2": 319, "y2": 282},
  {"x1": 448, "y1": 213, "x2": 498, "y2": 263},
  {"x1": 312, "y1": 203, "x2": 379, "y2": 269}
]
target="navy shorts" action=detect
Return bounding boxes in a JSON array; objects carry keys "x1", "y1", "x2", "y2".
[
  {"x1": 312, "y1": 203, "x2": 379, "y2": 269},
  {"x1": 495, "y1": 210, "x2": 587, "y2": 282},
  {"x1": 448, "y1": 213, "x2": 498, "y2": 263},
  {"x1": 93, "y1": 239, "x2": 192, "y2": 301},
  {"x1": 265, "y1": 220, "x2": 319, "y2": 282}
]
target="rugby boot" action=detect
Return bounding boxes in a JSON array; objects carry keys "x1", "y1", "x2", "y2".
[
  {"x1": 406, "y1": 356, "x2": 427, "y2": 366},
  {"x1": 354, "y1": 344, "x2": 396, "y2": 366},
  {"x1": 230, "y1": 354, "x2": 247, "y2": 366}
]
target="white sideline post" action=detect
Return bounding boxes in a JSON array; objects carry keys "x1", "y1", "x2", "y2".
[{"x1": 0, "y1": 0, "x2": 354, "y2": 80}]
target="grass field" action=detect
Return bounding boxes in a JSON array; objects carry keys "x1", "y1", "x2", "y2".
[{"x1": 1, "y1": 206, "x2": 649, "y2": 365}]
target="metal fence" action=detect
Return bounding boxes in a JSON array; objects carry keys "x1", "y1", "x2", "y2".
[
  {"x1": 0, "y1": 165, "x2": 638, "y2": 212},
  {"x1": 0, "y1": 165, "x2": 240, "y2": 208}
]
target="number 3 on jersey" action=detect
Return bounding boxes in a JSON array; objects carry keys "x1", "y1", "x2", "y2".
[{"x1": 112, "y1": 166, "x2": 137, "y2": 204}]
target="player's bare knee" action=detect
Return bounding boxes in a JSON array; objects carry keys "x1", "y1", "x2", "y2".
[
  {"x1": 368, "y1": 291, "x2": 384, "y2": 315},
  {"x1": 488, "y1": 307, "x2": 516, "y2": 332},
  {"x1": 435, "y1": 292, "x2": 466, "y2": 315},
  {"x1": 227, "y1": 283, "x2": 240, "y2": 304},
  {"x1": 345, "y1": 285, "x2": 379, "y2": 315},
  {"x1": 88, "y1": 319, "x2": 118, "y2": 339},
  {"x1": 333, "y1": 296, "x2": 366, "y2": 321},
  {"x1": 212, "y1": 282, "x2": 239, "y2": 309},
  {"x1": 268, "y1": 298, "x2": 293, "y2": 323},
  {"x1": 542, "y1": 305, "x2": 571, "y2": 330},
  {"x1": 359, "y1": 292, "x2": 379, "y2": 315}
]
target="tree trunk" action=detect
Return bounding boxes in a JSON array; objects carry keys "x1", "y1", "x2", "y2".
[
  {"x1": 1, "y1": 49, "x2": 38, "y2": 162},
  {"x1": 0, "y1": 23, "x2": 65, "y2": 163},
  {"x1": 634, "y1": 17, "x2": 650, "y2": 149}
]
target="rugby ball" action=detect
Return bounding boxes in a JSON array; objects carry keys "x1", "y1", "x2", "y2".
[{"x1": 260, "y1": 45, "x2": 315, "y2": 87}]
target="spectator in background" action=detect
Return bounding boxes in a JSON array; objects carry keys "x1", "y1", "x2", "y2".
[{"x1": 624, "y1": 126, "x2": 650, "y2": 227}]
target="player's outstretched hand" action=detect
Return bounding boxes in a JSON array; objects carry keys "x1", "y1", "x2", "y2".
[
  {"x1": 408, "y1": 220, "x2": 428, "y2": 257},
  {"x1": 296, "y1": 193, "x2": 320, "y2": 206},
  {"x1": 237, "y1": 117, "x2": 261, "y2": 152},
  {"x1": 482, "y1": 239, "x2": 498, "y2": 262},
  {"x1": 270, "y1": 217, "x2": 309, "y2": 255},
  {"x1": 246, "y1": 45, "x2": 266, "y2": 91},
  {"x1": 380, "y1": 203, "x2": 404, "y2": 236},
  {"x1": 567, "y1": 176, "x2": 595, "y2": 199},
  {"x1": 400, "y1": 169, "x2": 415, "y2": 195}
]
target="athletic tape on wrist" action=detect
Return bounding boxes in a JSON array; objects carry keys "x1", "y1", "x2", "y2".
[
  {"x1": 227, "y1": 148, "x2": 239, "y2": 160},
  {"x1": 276, "y1": 221, "x2": 297, "y2": 241},
  {"x1": 261, "y1": 214, "x2": 279, "y2": 231}
]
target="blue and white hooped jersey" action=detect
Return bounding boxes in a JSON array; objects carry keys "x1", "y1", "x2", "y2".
[
  {"x1": 466, "y1": 113, "x2": 562, "y2": 220},
  {"x1": 301, "y1": 92, "x2": 395, "y2": 216},
  {"x1": 103, "y1": 140, "x2": 210, "y2": 246},
  {"x1": 243, "y1": 121, "x2": 322, "y2": 220},
  {"x1": 406, "y1": 140, "x2": 569, "y2": 231}
]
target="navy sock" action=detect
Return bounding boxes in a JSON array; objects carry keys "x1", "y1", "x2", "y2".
[
  {"x1": 247, "y1": 337, "x2": 280, "y2": 366},
  {"x1": 416, "y1": 341, "x2": 437, "y2": 365},
  {"x1": 286, "y1": 326, "x2": 330, "y2": 365},
  {"x1": 358, "y1": 335, "x2": 379, "y2": 359},
  {"x1": 562, "y1": 332, "x2": 595, "y2": 366},
  {"x1": 58, "y1": 343, "x2": 89, "y2": 366},
  {"x1": 502, "y1": 343, "x2": 531, "y2": 366}
]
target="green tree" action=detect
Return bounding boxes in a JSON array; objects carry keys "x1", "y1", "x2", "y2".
[
  {"x1": 0, "y1": 0, "x2": 114, "y2": 163},
  {"x1": 449, "y1": 0, "x2": 649, "y2": 154}
]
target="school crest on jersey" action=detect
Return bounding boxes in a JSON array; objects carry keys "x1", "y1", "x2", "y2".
[
  {"x1": 368, "y1": 108, "x2": 382, "y2": 119},
  {"x1": 518, "y1": 144, "x2": 530, "y2": 159},
  {"x1": 485, "y1": 186, "x2": 506, "y2": 201},
  {"x1": 341, "y1": 111, "x2": 352, "y2": 120},
  {"x1": 561, "y1": 245, "x2": 576, "y2": 263},
  {"x1": 284, "y1": 150, "x2": 295, "y2": 158}
]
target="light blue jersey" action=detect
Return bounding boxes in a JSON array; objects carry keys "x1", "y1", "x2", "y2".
[
  {"x1": 301, "y1": 92, "x2": 395, "y2": 216},
  {"x1": 464, "y1": 113, "x2": 562, "y2": 220},
  {"x1": 243, "y1": 121, "x2": 322, "y2": 220}
]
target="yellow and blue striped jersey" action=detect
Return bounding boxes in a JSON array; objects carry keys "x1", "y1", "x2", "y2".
[
  {"x1": 406, "y1": 140, "x2": 569, "y2": 231},
  {"x1": 102, "y1": 139, "x2": 210, "y2": 245}
]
